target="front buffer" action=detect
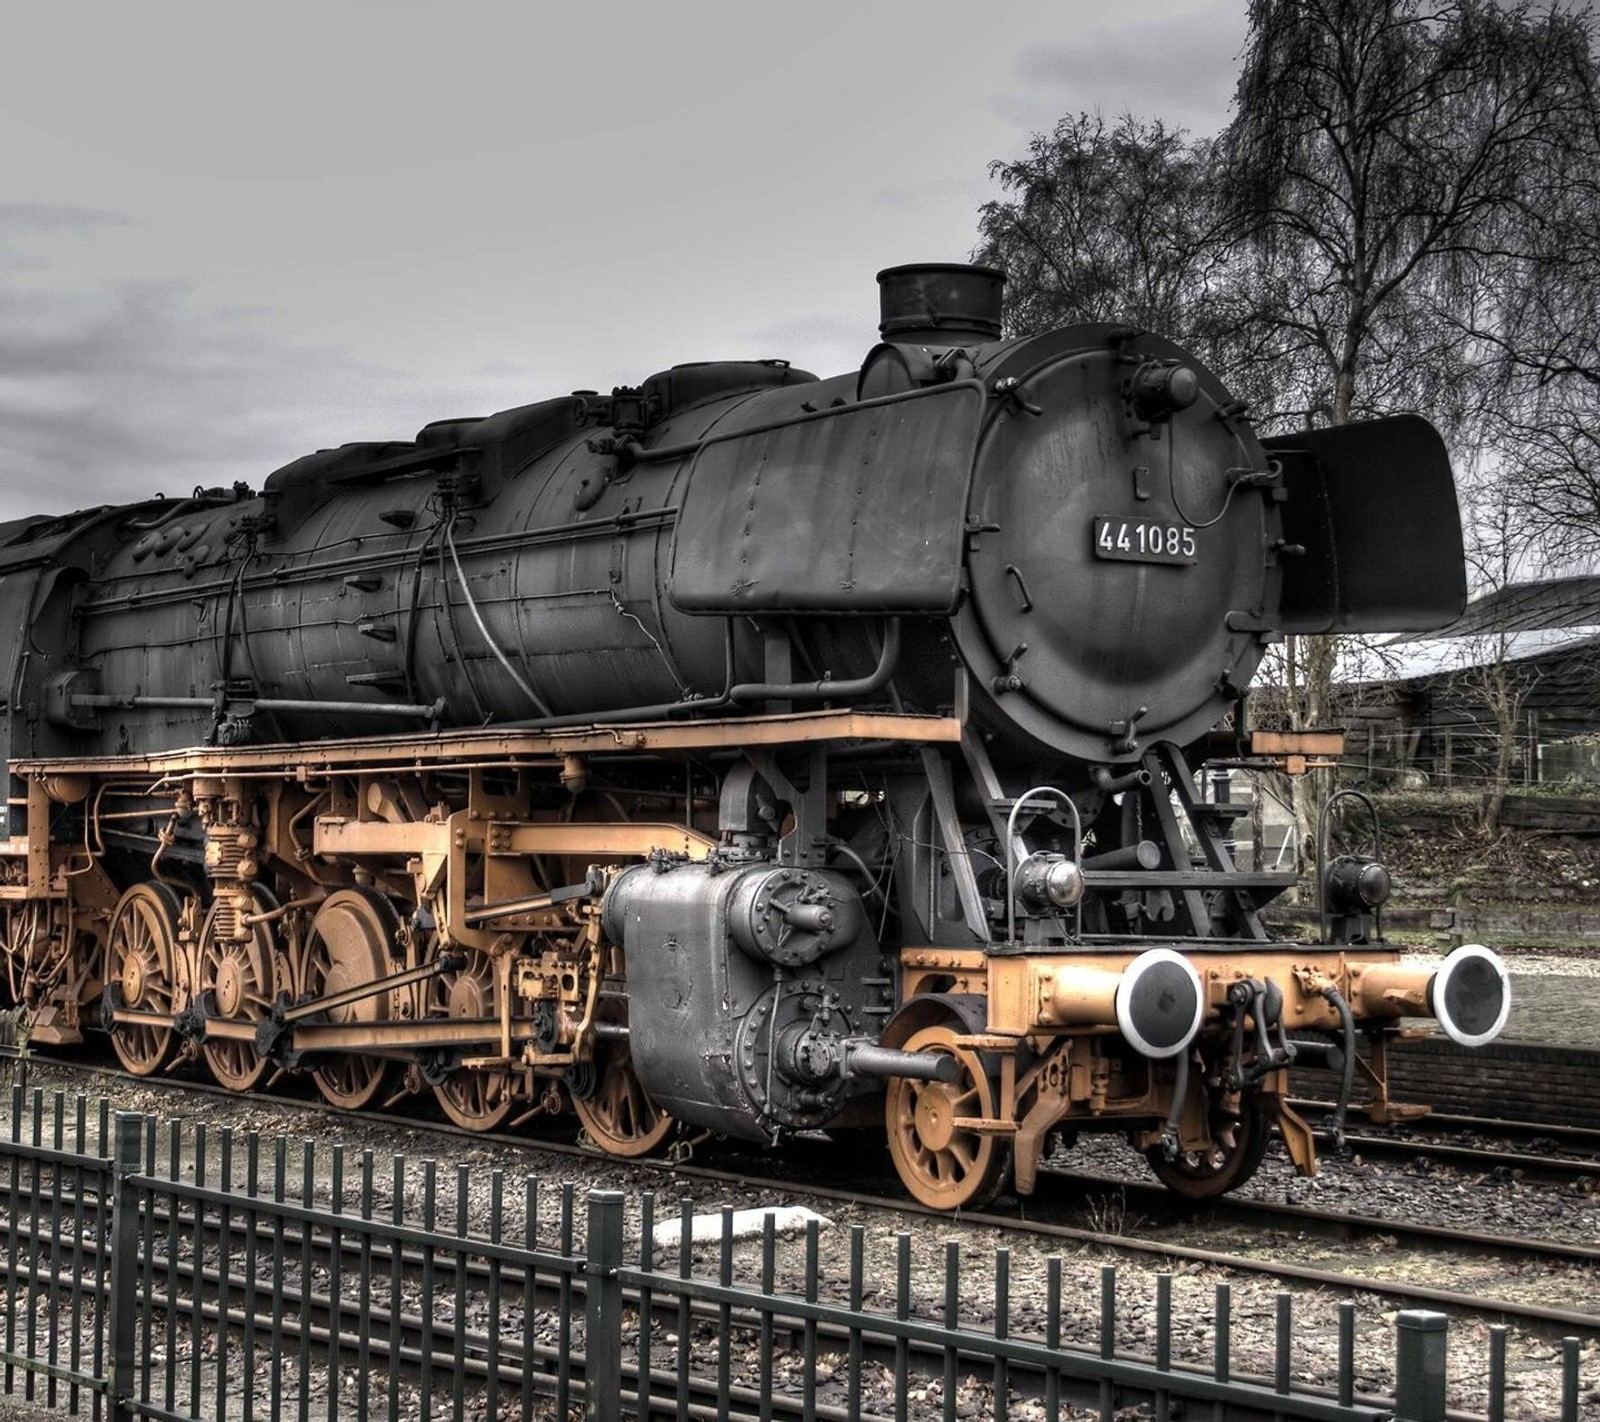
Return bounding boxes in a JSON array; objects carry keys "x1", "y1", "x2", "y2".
[{"x1": 883, "y1": 941, "x2": 1512, "y2": 1208}]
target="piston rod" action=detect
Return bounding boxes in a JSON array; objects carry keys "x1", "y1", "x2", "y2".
[{"x1": 845, "y1": 1042, "x2": 959, "y2": 1082}]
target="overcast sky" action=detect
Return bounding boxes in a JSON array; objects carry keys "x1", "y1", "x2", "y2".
[{"x1": 2, "y1": 0, "x2": 1244, "y2": 521}]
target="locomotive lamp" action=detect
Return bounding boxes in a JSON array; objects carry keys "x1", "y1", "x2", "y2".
[
  {"x1": 1126, "y1": 359, "x2": 1201, "y2": 422},
  {"x1": 1318, "y1": 790, "x2": 1392, "y2": 943},
  {"x1": 1324, "y1": 855, "x2": 1392, "y2": 913},
  {"x1": 1015, "y1": 851, "x2": 1085, "y2": 910}
]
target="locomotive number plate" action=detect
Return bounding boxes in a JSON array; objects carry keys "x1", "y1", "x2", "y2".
[{"x1": 1093, "y1": 516, "x2": 1196, "y2": 565}]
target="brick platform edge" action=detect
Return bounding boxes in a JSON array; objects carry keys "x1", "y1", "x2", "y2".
[{"x1": 1296, "y1": 1037, "x2": 1600, "y2": 1131}]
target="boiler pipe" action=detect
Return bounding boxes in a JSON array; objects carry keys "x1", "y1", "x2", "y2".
[
  {"x1": 73, "y1": 694, "x2": 445, "y2": 720},
  {"x1": 730, "y1": 618, "x2": 901, "y2": 704}
]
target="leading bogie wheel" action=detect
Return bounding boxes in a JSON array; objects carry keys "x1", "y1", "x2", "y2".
[
  {"x1": 1144, "y1": 1090, "x2": 1271, "y2": 1200},
  {"x1": 106, "y1": 883, "x2": 185, "y2": 1076},
  {"x1": 885, "y1": 1023, "x2": 1010, "y2": 1210},
  {"x1": 571, "y1": 1038, "x2": 674, "y2": 1157},
  {"x1": 302, "y1": 889, "x2": 398, "y2": 1111}
]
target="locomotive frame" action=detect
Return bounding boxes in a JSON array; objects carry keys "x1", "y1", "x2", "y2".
[
  {"x1": 3, "y1": 701, "x2": 1478, "y2": 1208},
  {"x1": 0, "y1": 263, "x2": 1512, "y2": 1210}
]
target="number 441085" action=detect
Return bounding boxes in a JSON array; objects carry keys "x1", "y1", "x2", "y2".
[{"x1": 1092, "y1": 516, "x2": 1197, "y2": 565}]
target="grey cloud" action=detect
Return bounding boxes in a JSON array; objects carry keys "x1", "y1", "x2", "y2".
[
  {"x1": 1001, "y1": 11, "x2": 1243, "y2": 134},
  {"x1": 740, "y1": 312, "x2": 872, "y2": 378},
  {"x1": 873, "y1": 176, "x2": 989, "y2": 216},
  {"x1": 0, "y1": 202, "x2": 128, "y2": 238},
  {"x1": 744, "y1": 313, "x2": 865, "y2": 348},
  {"x1": 0, "y1": 275, "x2": 524, "y2": 522}
]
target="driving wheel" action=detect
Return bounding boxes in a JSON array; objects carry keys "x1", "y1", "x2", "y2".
[
  {"x1": 428, "y1": 947, "x2": 515, "y2": 1131},
  {"x1": 106, "y1": 884, "x2": 184, "y2": 1076},
  {"x1": 196, "y1": 887, "x2": 281, "y2": 1092},
  {"x1": 1145, "y1": 1090, "x2": 1270, "y2": 1200},
  {"x1": 571, "y1": 1038, "x2": 673, "y2": 1157},
  {"x1": 302, "y1": 889, "x2": 397, "y2": 1110},
  {"x1": 885, "y1": 1023, "x2": 1010, "y2": 1209}
]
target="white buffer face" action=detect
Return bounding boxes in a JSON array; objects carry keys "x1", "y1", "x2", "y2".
[
  {"x1": 1430, "y1": 944, "x2": 1513, "y2": 1047},
  {"x1": 1115, "y1": 948, "x2": 1207, "y2": 1059}
]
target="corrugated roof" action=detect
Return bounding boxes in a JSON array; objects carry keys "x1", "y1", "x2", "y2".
[
  {"x1": 1392, "y1": 576, "x2": 1600, "y2": 641},
  {"x1": 1385, "y1": 627, "x2": 1600, "y2": 680}
]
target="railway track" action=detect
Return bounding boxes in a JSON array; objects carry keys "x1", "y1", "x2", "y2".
[
  {"x1": 6, "y1": 1049, "x2": 1598, "y2": 1338},
  {"x1": 1292, "y1": 1101, "x2": 1600, "y2": 1185}
]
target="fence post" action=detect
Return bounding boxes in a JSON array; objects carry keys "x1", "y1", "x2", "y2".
[
  {"x1": 584, "y1": 1190, "x2": 625, "y2": 1422},
  {"x1": 105, "y1": 1112, "x2": 144, "y2": 1422},
  {"x1": 1393, "y1": 1310, "x2": 1448, "y2": 1422}
]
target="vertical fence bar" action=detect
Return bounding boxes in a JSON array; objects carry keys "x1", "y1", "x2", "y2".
[
  {"x1": 25, "y1": 1088, "x2": 41, "y2": 1399},
  {"x1": 46, "y1": 1092, "x2": 62, "y2": 1410},
  {"x1": 1393, "y1": 1310, "x2": 1448, "y2": 1422},
  {"x1": 523, "y1": 1177, "x2": 540, "y2": 1422},
  {"x1": 420, "y1": 1159, "x2": 437, "y2": 1422},
  {"x1": 271, "y1": 1139, "x2": 287, "y2": 1421},
  {"x1": 218, "y1": 1127, "x2": 234, "y2": 1422},
  {"x1": 1274, "y1": 1292, "x2": 1291, "y2": 1396},
  {"x1": 1154, "y1": 1272, "x2": 1171, "y2": 1422},
  {"x1": 106, "y1": 1113, "x2": 143, "y2": 1422},
  {"x1": 95, "y1": 1109, "x2": 115, "y2": 1422},
  {"x1": 1045, "y1": 1258, "x2": 1061, "y2": 1422},
  {"x1": 191, "y1": 1122, "x2": 206, "y2": 1422},
  {"x1": 894, "y1": 1233, "x2": 910, "y2": 1422},
  {"x1": 357, "y1": 1150, "x2": 373, "y2": 1422},
  {"x1": 638, "y1": 1193, "x2": 655, "y2": 1421},
  {"x1": 5, "y1": 1084, "x2": 19, "y2": 1396},
  {"x1": 135, "y1": 1120, "x2": 154, "y2": 1415},
  {"x1": 1212, "y1": 1280, "x2": 1231, "y2": 1422},
  {"x1": 942, "y1": 1242, "x2": 958, "y2": 1422},
  {"x1": 244, "y1": 1133, "x2": 261, "y2": 1422},
  {"x1": 67, "y1": 1099, "x2": 86, "y2": 1415},
  {"x1": 452, "y1": 1163, "x2": 467, "y2": 1422},
  {"x1": 558, "y1": 1182, "x2": 575, "y2": 1421},
  {"x1": 758, "y1": 1213, "x2": 774, "y2": 1422},
  {"x1": 803, "y1": 1220, "x2": 820, "y2": 1422},
  {"x1": 718, "y1": 1206, "x2": 733, "y2": 1422},
  {"x1": 584, "y1": 1191, "x2": 624, "y2": 1422},
  {"x1": 847, "y1": 1226, "x2": 864, "y2": 1422},
  {"x1": 328, "y1": 1143, "x2": 344, "y2": 1422},
  {"x1": 1562, "y1": 1337, "x2": 1580, "y2": 1422},
  {"x1": 391, "y1": 1157, "x2": 407, "y2": 1422},
  {"x1": 164, "y1": 1121, "x2": 181, "y2": 1419},
  {"x1": 676, "y1": 1198, "x2": 692, "y2": 1422},
  {"x1": 1098, "y1": 1265, "x2": 1116, "y2": 1422},
  {"x1": 297, "y1": 1139, "x2": 315, "y2": 1422},
  {"x1": 994, "y1": 1248, "x2": 1010, "y2": 1422},
  {"x1": 484, "y1": 1172, "x2": 503, "y2": 1421},
  {"x1": 1337, "y1": 1300, "x2": 1356, "y2": 1408},
  {"x1": 1487, "y1": 1324, "x2": 1508, "y2": 1422}
]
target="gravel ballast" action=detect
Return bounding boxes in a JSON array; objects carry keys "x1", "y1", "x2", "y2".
[{"x1": 2, "y1": 1054, "x2": 1595, "y2": 1419}]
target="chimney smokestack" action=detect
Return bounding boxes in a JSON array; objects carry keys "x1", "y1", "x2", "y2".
[{"x1": 875, "y1": 263, "x2": 1005, "y2": 347}]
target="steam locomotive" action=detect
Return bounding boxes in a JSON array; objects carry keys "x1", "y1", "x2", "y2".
[{"x1": 0, "y1": 264, "x2": 1510, "y2": 1207}]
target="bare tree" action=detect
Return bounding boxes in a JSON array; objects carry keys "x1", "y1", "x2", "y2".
[
  {"x1": 1221, "y1": 0, "x2": 1600, "y2": 853},
  {"x1": 974, "y1": 113, "x2": 1241, "y2": 343},
  {"x1": 1460, "y1": 480, "x2": 1542, "y2": 824},
  {"x1": 1226, "y1": 0, "x2": 1600, "y2": 429}
]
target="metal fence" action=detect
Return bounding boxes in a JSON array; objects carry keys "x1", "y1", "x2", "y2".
[{"x1": 0, "y1": 1083, "x2": 1589, "y2": 1422}]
